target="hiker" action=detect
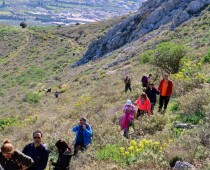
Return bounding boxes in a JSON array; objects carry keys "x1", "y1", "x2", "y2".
[
  {"x1": 54, "y1": 91, "x2": 59, "y2": 98},
  {"x1": 22, "y1": 130, "x2": 49, "y2": 170},
  {"x1": 120, "y1": 100, "x2": 136, "y2": 139},
  {"x1": 45, "y1": 88, "x2": 51, "y2": 93},
  {"x1": 134, "y1": 92, "x2": 151, "y2": 118},
  {"x1": 158, "y1": 73, "x2": 173, "y2": 113},
  {"x1": 145, "y1": 81, "x2": 160, "y2": 114},
  {"x1": 49, "y1": 140, "x2": 73, "y2": 170},
  {"x1": 72, "y1": 118, "x2": 92, "y2": 156},
  {"x1": 141, "y1": 74, "x2": 152, "y2": 88},
  {"x1": 124, "y1": 75, "x2": 132, "y2": 92},
  {"x1": 0, "y1": 140, "x2": 34, "y2": 170}
]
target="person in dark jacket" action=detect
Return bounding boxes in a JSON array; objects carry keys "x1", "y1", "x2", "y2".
[
  {"x1": 124, "y1": 75, "x2": 132, "y2": 92},
  {"x1": 22, "y1": 130, "x2": 49, "y2": 170},
  {"x1": 145, "y1": 81, "x2": 160, "y2": 114},
  {"x1": 54, "y1": 91, "x2": 59, "y2": 98},
  {"x1": 0, "y1": 140, "x2": 34, "y2": 170},
  {"x1": 50, "y1": 140, "x2": 73, "y2": 170},
  {"x1": 158, "y1": 73, "x2": 173, "y2": 113},
  {"x1": 72, "y1": 118, "x2": 92, "y2": 156}
]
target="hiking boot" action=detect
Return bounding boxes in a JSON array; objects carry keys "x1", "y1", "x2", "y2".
[{"x1": 158, "y1": 108, "x2": 162, "y2": 112}]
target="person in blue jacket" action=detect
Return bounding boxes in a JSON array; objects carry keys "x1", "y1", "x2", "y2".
[
  {"x1": 72, "y1": 117, "x2": 92, "y2": 156},
  {"x1": 22, "y1": 130, "x2": 49, "y2": 170}
]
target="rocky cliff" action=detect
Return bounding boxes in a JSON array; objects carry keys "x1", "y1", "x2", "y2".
[{"x1": 72, "y1": 0, "x2": 210, "y2": 67}]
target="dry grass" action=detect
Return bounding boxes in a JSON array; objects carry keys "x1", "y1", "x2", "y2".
[{"x1": 0, "y1": 9, "x2": 210, "y2": 169}]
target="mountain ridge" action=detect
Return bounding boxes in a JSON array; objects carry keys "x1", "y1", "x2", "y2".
[{"x1": 73, "y1": 0, "x2": 210, "y2": 67}]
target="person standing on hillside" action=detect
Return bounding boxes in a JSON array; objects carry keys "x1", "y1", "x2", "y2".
[
  {"x1": 0, "y1": 140, "x2": 34, "y2": 170},
  {"x1": 134, "y1": 92, "x2": 151, "y2": 118},
  {"x1": 124, "y1": 75, "x2": 132, "y2": 92},
  {"x1": 145, "y1": 81, "x2": 160, "y2": 114},
  {"x1": 120, "y1": 99, "x2": 136, "y2": 139},
  {"x1": 158, "y1": 73, "x2": 173, "y2": 113},
  {"x1": 22, "y1": 130, "x2": 49, "y2": 170},
  {"x1": 141, "y1": 74, "x2": 152, "y2": 88},
  {"x1": 72, "y1": 118, "x2": 92, "y2": 156}
]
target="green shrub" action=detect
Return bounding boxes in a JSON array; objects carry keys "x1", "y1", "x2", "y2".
[
  {"x1": 172, "y1": 128, "x2": 184, "y2": 138},
  {"x1": 135, "y1": 114, "x2": 167, "y2": 135},
  {"x1": 207, "y1": 77, "x2": 210, "y2": 83},
  {"x1": 26, "y1": 92, "x2": 43, "y2": 103},
  {"x1": 152, "y1": 42, "x2": 187, "y2": 73},
  {"x1": 139, "y1": 50, "x2": 154, "y2": 63},
  {"x1": 171, "y1": 59, "x2": 205, "y2": 96},
  {"x1": 0, "y1": 116, "x2": 20, "y2": 130},
  {"x1": 176, "y1": 112, "x2": 205, "y2": 124},
  {"x1": 178, "y1": 88, "x2": 209, "y2": 115},
  {"x1": 97, "y1": 143, "x2": 123, "y2": 164},
  {"x1": 201, "y1": 50, "x2": 210, "y2": 63}
]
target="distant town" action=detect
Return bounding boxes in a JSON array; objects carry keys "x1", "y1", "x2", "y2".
[{"x1": 0, "y1": 0, "x2": 146, "y2": 26}]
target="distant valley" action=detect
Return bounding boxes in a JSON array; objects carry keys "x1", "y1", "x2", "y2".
[{"x1": 0, "y1": 0, "x2": 146, "y2": 26}]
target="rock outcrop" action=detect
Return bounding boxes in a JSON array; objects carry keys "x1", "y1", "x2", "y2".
[{"x1": 72, "y1": 0, "x2": 210, "y2": 67}]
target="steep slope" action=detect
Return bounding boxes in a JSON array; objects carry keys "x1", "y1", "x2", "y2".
[
  {"x1": 73, "y1": 0, "x2": 210, "y2": 66},
  {"x1": 0, "y1": 6, "x2": 210, "y2": 170}
]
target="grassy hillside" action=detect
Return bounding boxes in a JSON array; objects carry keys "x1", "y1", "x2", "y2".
[{"x1": 0, "y1": 8, "x2": 210, "y2": 170}]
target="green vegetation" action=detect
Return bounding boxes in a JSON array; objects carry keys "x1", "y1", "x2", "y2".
[
  {"x1": 202, "y1": 49, "x2": 210, "y2": 63},
  {"x1": 16, "y1": 67, "x2": 47, "y2": 86},
  {"x1": 0, "y1": 25, "x2": 19, "y2": 37},
  {"x1": 0, "y1": 7, "x2": 210, "y2": 170},
  {"x1": 0, "y1": 115, "x2": 37, "y2": 130},
  {"x1": 142, "y1": 42, "x2": 187, "y2": 74},
  {"x1": 176, "y1": 112, "x2": 204, "y2": 125},
  {"x1": 25, "y1": 91, "x2": 43, "y2": 104}
]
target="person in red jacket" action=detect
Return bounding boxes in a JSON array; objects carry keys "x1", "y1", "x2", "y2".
[
  {"x1": 158, "y1": 73, "x2": 173, "y2": 113},
  {"x1": 134, "y1": 92, "x2": 151, "y2": 118}
]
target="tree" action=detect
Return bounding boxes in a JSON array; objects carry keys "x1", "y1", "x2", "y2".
[
  {"x1": 152, "y1": 42, "x2": 187, "y2": 73},
  {"x1": 20, "y1": 22, "x2": 27, "y2": 28}
]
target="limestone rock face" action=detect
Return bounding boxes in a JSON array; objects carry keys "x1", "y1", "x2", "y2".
[{"x1": 72, "y1": 0, "x2": 210, "y2": 67}]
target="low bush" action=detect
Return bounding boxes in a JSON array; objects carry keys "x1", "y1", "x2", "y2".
[
  {"x1": 176, "y1": 112, "x2": 205, "y2": 125},
  {"x1": 171, "y1": 59, "x2": 205, "y2": 96},
  {"x1": 139, "y1": 50, "x2": 153, "y2": 63},
  {"x1": 25, "y1": 92, "x2": 43, "y2": 103},
  {"x1": 177, "y1": 88, "x2": 209, "y2": 115},
  {"x1": 135, "y1": 114, "x2": 167, "y2": 135},
  {"x1": 201, "y1": 50, "x2": 210, "y2": 63}
]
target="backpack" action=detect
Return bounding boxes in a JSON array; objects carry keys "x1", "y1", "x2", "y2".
[{"x1": 141, "y1": 76, "x2": 148, "y2": 85}]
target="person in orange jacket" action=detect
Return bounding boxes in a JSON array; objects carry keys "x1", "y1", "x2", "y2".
[
  {"x1": 158, "y1": 73, "x2": 173, "y2": 113},
  {"x1": 134, "y1": 92, "x2": 151, "y2": 118}
]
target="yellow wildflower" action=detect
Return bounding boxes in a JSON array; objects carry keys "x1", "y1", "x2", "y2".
[
  {"x1": 119, "y1": 147, "x2": 125, "y2": 153},
  {"x1": 125, "y1": 151, "x2": 129, "y2": 156},
  {"x1": 168, "y1": 139, "x2": 173, "y2": 143},
  {"x1": 130, "y1": 140, "x2": 137, "y2": 147},
  {"x1": 128, "y1": 146, "x2": 134, "y2": 152}
]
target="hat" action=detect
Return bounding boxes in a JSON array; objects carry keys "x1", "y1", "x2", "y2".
[{"x1": 125, "y1": 99, "x2": 132, "y2": 106}]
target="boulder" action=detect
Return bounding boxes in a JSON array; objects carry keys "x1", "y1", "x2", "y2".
[
  {"x1": 171, "y1": 10, "x2": 190, "y2": 30},
  {"x1": 186, "y1": 0, "x2": 206, "y2": 14}
]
